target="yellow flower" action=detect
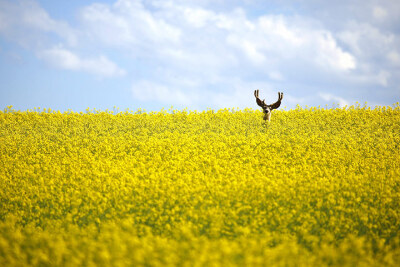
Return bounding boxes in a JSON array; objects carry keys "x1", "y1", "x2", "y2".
[{"x1": 0, "y1": 104, "x2": 399, "y2": 266}]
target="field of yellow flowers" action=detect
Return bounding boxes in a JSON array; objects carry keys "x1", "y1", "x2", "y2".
[{"x1": 1, "y1": 104, "x2": 400, "y2": 266}]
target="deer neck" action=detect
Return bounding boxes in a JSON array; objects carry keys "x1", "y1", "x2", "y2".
[{"x1": 263, "y1": 112, "x2": 271, "y2": 121}]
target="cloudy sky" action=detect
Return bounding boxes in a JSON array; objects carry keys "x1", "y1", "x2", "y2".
[{"x1": 0, "y1": 0, "x2": 399, "y2": 111}]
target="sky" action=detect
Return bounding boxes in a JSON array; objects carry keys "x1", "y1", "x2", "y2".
[{"x1": 0, "y1": 0, "x2": 399, "y2": 112}]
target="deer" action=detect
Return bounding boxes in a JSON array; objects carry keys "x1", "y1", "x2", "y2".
[{"x1": 254, "y1": 90, "x2": 283, "y2": 121}]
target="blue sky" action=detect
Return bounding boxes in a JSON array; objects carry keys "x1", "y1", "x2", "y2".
[{"x1": 0, "y1": 0, "x2": 399, "y2": 112}]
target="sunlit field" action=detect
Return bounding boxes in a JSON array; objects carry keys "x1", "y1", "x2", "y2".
[{"x1": 1, "y1": 104, "x2": 400, "y2": 266}]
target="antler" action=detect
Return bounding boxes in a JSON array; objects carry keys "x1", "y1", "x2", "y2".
[
  {"x1": 254, "y1": 90, "x2": 267, "y2": 109},
  {"x1": 268, "y1": 92, "x2": 283, "y2": 110},
  {"x1": 254, "y1": 90, "x2": 283, "y2": 110}
]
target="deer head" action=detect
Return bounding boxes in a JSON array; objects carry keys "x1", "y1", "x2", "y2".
[{"x1": 254, "y1": 90, "x2": 283, "y2": 121}]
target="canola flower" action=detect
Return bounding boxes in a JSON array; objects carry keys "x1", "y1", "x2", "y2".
[{"x1": 0, "y1": 104, "x2": 400, "y2": 266}]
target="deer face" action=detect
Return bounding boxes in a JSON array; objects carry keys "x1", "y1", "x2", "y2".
[{"x1": 263, "y1": 106, "x2": 271, "y2": 114}]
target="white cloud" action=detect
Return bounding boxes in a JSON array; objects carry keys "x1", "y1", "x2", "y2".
[
  {"x1": 388, "y1": 51, "x2": 400, "y2": 66},
  {"x1": 77, "y1": 1, "x2": 358, "y2": 74},
  {"x1": 227, "y1": 36, "x2": 266, "y2": 65},
  {"x1": 90, "y1": 0, "x2": 395, "y2": 108},
  {"x1": 0, "y1": 0, "x2": 77, "y2": 47},
  {"x1": 376, "y1": 70, "x2": 390, "y2": 87},
  {"x1": 131, "y1": 77, "x2": 282, "y2": 110},
  {"x1": 268, "y1": 71, "x2": 284, "y2": 81},
  {"x1": 1, "y1": 0, "x2": 399, "y2": 109},
  {"x1": 210, "y1": 89, "x2": 252, "y2": 109},
  {"x1": 372, "y1": 6, "x2": 387, "y2": 20},
  {"x1": 38, "y1": 47, "x2": 126, "y2": 77},
  {"x1": 314, "y1": 32, "x2": 356, "y2": 71},
  {"x1": 182, "y1": 6, "x2": 216, "y2": 28},
  {"x1": 225, "y1": 15, "x2": 356, "y2": 71},
  {"x1": 343, "y1": 69, "x2": 392, "y2": 88},
  {"x1": 79, "y1": 0, "x2": 181, "y2": 48},
  {"x1": 319, "y1": 93, "x2": 350, "y2": 107},
  {"x1": 131, "y1": 80, "x2": 196, "y2": 107},
  {"x1": 337, "y1": 22, "x2": 395, "y2": 59}
]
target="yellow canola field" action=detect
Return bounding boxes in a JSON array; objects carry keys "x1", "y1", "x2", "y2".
[{"x1": 1, "y1": 105, "x2": 400, "y2": 266}]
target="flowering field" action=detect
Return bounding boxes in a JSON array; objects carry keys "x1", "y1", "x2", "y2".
[{"x1": 1, "y1": 104, "x2": 400, "y2": 266}]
